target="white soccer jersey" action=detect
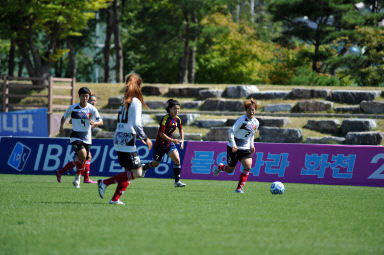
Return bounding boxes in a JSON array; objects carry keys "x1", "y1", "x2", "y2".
[
  {"x1": 228, "y1": 115, "x2": 259, "y2": 150},
  {"x1": 63, "y1": 103, "x2": 102, "y2": 144},
  {"x1": 113, "y1": 97, "x2": 147, "y2": 152}
]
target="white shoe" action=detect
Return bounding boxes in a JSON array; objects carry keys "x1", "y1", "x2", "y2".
[
  {"x1": 72, "y1": 179, "x2": 80, "y2": 189},
  {"x1": 109, "y1": 199, "x2": 125, "y2": 205},
  {"x1": 213, "y1": 163, "x2": 224, "y2": 176},
  {"x1": 174, "y1": 181, "x2": 186, "y2": 187},
  {"x1": 235, "y1": 189, "x2": 244, "y2": 193},
  {"x1": 98, "y1": 179, "x2": 106, "y2": 199}
]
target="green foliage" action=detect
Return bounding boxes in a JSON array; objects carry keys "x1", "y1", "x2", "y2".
[
  {"x1": 1, "y1": 174, "x2": 384, "y2": 255},
  {"x1": 290, "y1": 66, "x2": 347, "y2": 86}
]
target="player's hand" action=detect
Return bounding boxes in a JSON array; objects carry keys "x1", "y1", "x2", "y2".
[
  {"x1": 173, "y1": 139, "x2": 180, "y2": 144},
  {"x1": 232, "y1": 146, "x2": 238, "y2": 153},
  {"x1": 180, "y1": 140, "x2": 184, "y2": 150}
]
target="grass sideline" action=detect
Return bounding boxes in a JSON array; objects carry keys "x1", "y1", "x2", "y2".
[{"x1": 0, "y1": 174, "x2": 383, "y2": 255}]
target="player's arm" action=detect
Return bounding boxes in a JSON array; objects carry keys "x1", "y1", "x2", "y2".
[
  {"x1": 178, "y1": 119, "x2": 184, "y2": 149},
  {"x1": 228, "y1": 118, "x2": 242, "y2": 152},
  {"x1": 159, "y1": 132, "x2": 179, "y2": 144},
  {"x1": 60, "y1": 107, "x2": 71, "y2": 133},
  {"x1": 132, "y1": 99, "x2": 152, "y2": 149}
]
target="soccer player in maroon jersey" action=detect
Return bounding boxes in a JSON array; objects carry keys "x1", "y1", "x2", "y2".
[{"x1": 142, "y1": 99, "x2": 186, "y2": 187}]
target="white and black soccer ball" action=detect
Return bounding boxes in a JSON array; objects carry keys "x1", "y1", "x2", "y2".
[{"x1": 270, "y1": 181, "x2": 285, "y2": 195}]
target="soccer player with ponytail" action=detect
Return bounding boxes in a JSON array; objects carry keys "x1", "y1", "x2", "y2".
[
  {"x1": 213, "y1": 98, "x2": 259, "y2": 193},
  {"x1": 97, "y1": 73, "x2": 152, "y2": 205}
]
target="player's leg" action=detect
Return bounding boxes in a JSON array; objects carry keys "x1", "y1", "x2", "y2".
[
  {"x1": 72, "y1": 145, "x2": 87, "y2": 188},
  {"x1": 83, "y1": 151, "x2": 96, "y2": 183},
  {"x1": 142, "y1": 147, "x2": 163, "y2": 176},
  {"x1": 235, "y1": 153, "x2": 253, "y2": 193},
  {"x1": 169, "y1": 149, "x2": 186, "y2": 187},
  {"x1": 213, "y1": 146, "x2": 237, "y2": 176},
  {"x1": 55, "y1": 160, "x2": 75, "y2": 183}
]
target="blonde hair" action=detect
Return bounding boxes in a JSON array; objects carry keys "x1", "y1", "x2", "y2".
[
  {"x1": 123, "y1": 73, "x2": 148, "y2": 109},
  {"x1": 244, "y1": 98, "x2": 257, "y2": 111}
]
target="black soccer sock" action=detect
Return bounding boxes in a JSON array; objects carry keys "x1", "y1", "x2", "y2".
[
  {"x1": 142, "y1": 162, "x2": 153, "y2": 172},
  {"x1": 173, "y1": 165, "x2": 181, "y2": 183}
]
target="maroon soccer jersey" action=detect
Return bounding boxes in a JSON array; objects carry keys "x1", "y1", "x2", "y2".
[{"x1": 154, "y1": 114, "x2": 182, "y2": 149}]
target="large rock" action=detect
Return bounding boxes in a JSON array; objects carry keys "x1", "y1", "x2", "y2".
[
  {"x1": 107, "y1": 96, "x2": 123, "y2": 108},
  {"x1": 288, "y1": 88, "x2": 330, "y2": 99},
  {"x1": 143, "y1": 126, "x2": 159, "y2": 139},
  {"x1": 222, "y1": 85, "x2": 259, "y2": 98},
  {"x1": 257, "y1": 116, "x2": 290, "y2": 127},
  {"x1": 360, "y1": 101, "x2": 384, "y2": 114},
  {"x1": 198, "y1": 89, "x2": 223, "y2": 99},
  {"x1": 305, "y1": 136, "x2": 345, "y2": 144},
  {"x1": 200, "y1": 99, "x2": 243, "y2": 112},
  {"x1": 328, "y1": 90, "x2": 380, "y2": 104},
  {"x1": 154, "y1": 113, "x2": 200, "y2": 125},
  {"x1": 167, "y1": 87, "x2": 207, "y2": 97},
  {"x1": 341, "y1": 119, "x2": 377, "y2": 134},
  {"x1": 263, "y1": 104, "x2": 292, "y2": 112},
  {"x1": 204, "y1": 127, "x2": 231, "y2": 141},
  {"x1": 334, "y1": 106, "x2": 361, "y2": 113},
  {"x1": 259, "y1": 127, "x2": 303, "y2": 143},
  {"x1": 141, "y1": 86, "x2": 169, "y2": 96},
  {"x1": 305, "y1": 119, "x2": 341, "y2": 133},
  {"x1": 292, "y1": 100, "x2": 333, "y2": 112},
  {"x1": 192, "y1": 119, "x2": 227, "y2": 128},
  {"x1": 181, "y1": 101, "x2": 202, "y2": 109},
  {"x1": 146, "y1": 100, "x2": 167, "y2": 109},
  {"x1": 247, "y1": 91, "x2": 289, "y2": 100},
  {"x1": 345, "y1": 131, "x2": 383, "y2": 145}
]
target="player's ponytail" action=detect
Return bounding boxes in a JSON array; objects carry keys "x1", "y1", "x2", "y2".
[{"x1": 165, "y1": 99, "x2": 180, "y2": 113}]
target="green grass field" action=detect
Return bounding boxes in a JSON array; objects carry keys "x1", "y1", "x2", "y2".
[{"x1": 0, "y1": 174, "x2": 383, "y2": 255}]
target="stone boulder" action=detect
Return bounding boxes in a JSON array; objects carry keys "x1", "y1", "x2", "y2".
[
  {"x1": 345, "y1": 131, "x2": 383, "y2": 145},
  {"x1": 141, "y1": 86, "x2": 169, "y2": 96},
  {"x1": 184, "y1": 133, "x2": 203, "y2": 141},
  {"x1": 167, "y1": 87, "x2": 207, "y2": 97},
  {"x1": 305, "y1": 119, "x2": 341, "y2": 133},
  {"x1": 143, "y1": 126, "x2": 159, "y2": 139},
  {"x1": 146, "y1": 100, "x2": 167, "y2": 109},
  {"x1": 154, "y1": 113, "x2": 200, "y2": 125},
  {"x1": 247, "y1": 91, "x2": 289, "y2": 100},
  {"x1": 288, "y1": 88, "x2": 330, "y2": 99},
  {"x1": 341, "y1": 119, "x2": 377, "y2": 134},
  {"x1": 360, "y1": 101, "x2": 384, "y2": 114},
  {"x1": 292, "y1": 100, "x2": 333, "y2": 112},
  {"x1": 107, "y1": 96, "x2": 123, "y2": 108},
  {"x1": 200, "y1": 99, "x2": 243, "y2": 112},
  {"x1": 328, "y1": 90, "x2": 380, "y2": 104},
  {"x1": 334, "y1": 106, "x2": 361, "y2": 113},
  {"x1": 192, "y1": 119, "x2": 227, "y2": 128},
  {"x1": 182, "y1": 101, "x2": 202, "y2": 109},
  {"x1": 263, "y1": 104, "x2": 292, "y2": 112},
  {"x1": 204, "y1": 127, "x2": 231, "y2": 141},
  {"x1": 94, "y1": 130, "x2": 114, "y2": 138},
  {"x1": 198, "y1": 89, "x2": 223, "y2": 99},
  {"x1": 259, "y1": 127, "x2": 303, "y2": 143},
  {"x1": 222, "y1": 85, "x2": 259, "y2": 98},
  {"x1": 305, "y1": 136, "x2": 345, "y2": 144},
  {"x1": 225, "y1": 119, "x2": 237, "y2": 126},
  {"x1": 257, "y1": 116, "x2": 290, "y2": 127}
]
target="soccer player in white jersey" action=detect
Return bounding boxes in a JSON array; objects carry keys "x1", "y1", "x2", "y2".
[
  {"x1": 213, "y1": 98, "x2": 259, "y2": 193},
  {"x1": 97, "y1": 73, "x2": 152, "y2": 205},
  {"x1": 56, "y1": 87, "x2": 103, "y2": 188}
]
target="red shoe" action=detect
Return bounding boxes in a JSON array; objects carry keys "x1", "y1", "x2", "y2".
[
  {"x1": 56, "y1": 171, "x2": 62, "y2": 183},
  {"x1": 84, "y1": 179, "x2": 97, "y2": 184}
]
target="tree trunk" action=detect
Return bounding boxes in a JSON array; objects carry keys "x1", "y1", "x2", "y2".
[
  {"x1": 178, "y1": 11, "x2": 190, "y2": 83},
  {"x1": 104, "y1": 4, "x2": 113, "y2": 83},
  {"x1": 67, "y1": 40, "x2": 76, "y2": 78},
  {"x1": 113, "y1": 0, "x2": 123, "y2": 83},
  {"x1": 8, "y1": 39, "x2": 16, "y2": 76},
  {"x1": 187, "y1": 15, "x2": 197, "y2": 83}
]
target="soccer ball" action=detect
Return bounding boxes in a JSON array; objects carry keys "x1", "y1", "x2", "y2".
[{"x1": 270, "y1": 181, "x2": 285, "y2": 195}]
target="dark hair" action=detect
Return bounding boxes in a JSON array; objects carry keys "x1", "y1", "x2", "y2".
[
  {"x1": 244, "y1": 98, "x2": 257, "y2": 111},
  {"x1": 165, "y1": 99, "x2": 180, "y2": 113},
  {"x1": 78, "y1": 87, "x2": 91, "y2": 96}
]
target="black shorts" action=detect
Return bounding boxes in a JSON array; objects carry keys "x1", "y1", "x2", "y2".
[
  {"x1": 117, "y1": 151, "x2": 141, "y2": 170},
  {"x1": 71, "y1": 140, "x2": 91, "y2": 160},
  {"x1": 227, "y1": 146, "x2": 252, "y2": 167}
]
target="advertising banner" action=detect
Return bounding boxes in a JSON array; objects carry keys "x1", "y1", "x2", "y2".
[
  {"x1": 0, "y1": 137, "x2": 383, "y2": 187},
  {"x1": 0, "y1": 108, "x2": 48, "y2": 137}
]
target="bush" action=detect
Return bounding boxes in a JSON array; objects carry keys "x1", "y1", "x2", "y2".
[{"x1": 290, "y1": 66, "x2": 345, "y2": 86}]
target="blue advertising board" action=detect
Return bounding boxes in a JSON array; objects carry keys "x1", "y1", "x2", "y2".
[{"x1": 0, "y1": 108, "x2": 48, "y2": 137}]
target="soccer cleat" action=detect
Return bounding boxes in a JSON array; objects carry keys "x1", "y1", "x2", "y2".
[
  {"x1": 174, "y1": 181, "x2": 186, "y2": 187},
  {"x1": 213, "y1": 163, "x2": 224, "y2": 176},
  {"x1": 84, "y1": 179, "x2": 97, "y2": 184},
  {"x1": 235, "y1": 189, "x2": 244, "y2": 193},
  {"x1": 72, "y1": 179, "x2": 80, "y2": 189},
  {"x1": 109, "y1": 199, "x2": 125, "y2": 205},
  {"x1": 55, "y1": 171, "x2": 62, "y2": 183},
  {"x1": 98, "y1": 179, "x2": 106, "y2": 199}
]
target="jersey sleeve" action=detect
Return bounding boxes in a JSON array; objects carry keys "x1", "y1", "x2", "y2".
[
  {"x1": 177, "y1": 116, "x2": 182, "y2": 130},
  {"x1": 63, "y1": 105, "x2": 73, "y2": 119},
  {"x1": 131, "y1": 98, "x2": 147, "y2": 140},
  {"x1": 228, "y1": 116, "x2": 243, "y2": 147}
]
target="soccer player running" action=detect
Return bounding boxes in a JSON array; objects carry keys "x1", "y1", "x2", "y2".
[
  {"x1": 97, "y1": 73, "x2": 152, "y2": 205},
  {"x1": 213, "y1": 98, "x2": 259, "y2": 193},
  {"x1": 142, "y1": 99, "x2": 186, "y2": 187},
  {"x1": 56, "y1": 87, "x2": 103, "y2": 188}
]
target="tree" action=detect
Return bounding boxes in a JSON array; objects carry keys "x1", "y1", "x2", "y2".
[{"x1": 0, "y1": 0, "x2": 110, "y2": 83}]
